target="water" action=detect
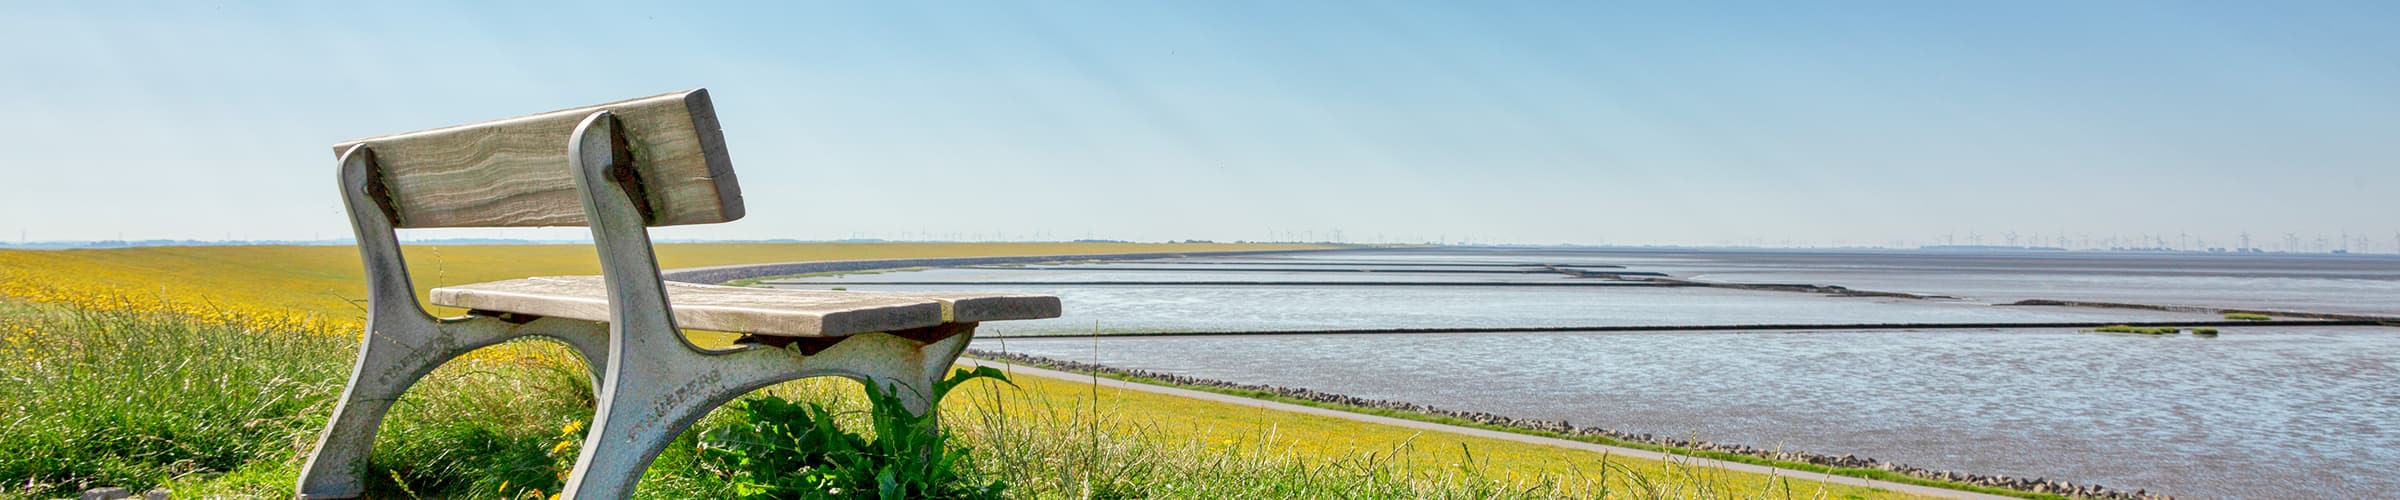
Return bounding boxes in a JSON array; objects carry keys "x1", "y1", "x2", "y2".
[
  {"x1": 1464, "y1": 248, "x2": 2400, "y2": 313},
  {"x1": 777, "y1": 266, "x2": 1587, "y2": 283},
  {"x1": 767, "y1": 247, "x2": 2400, "y2": 497},
  {"x1": 767, "y1": 253, "x2": 2238, "y2": 336},
  {"x1": 796, "y1": 284, "x2": 2216, "y2": 336},
  {"x1": 997, "y1": 327, "x2": 2400, "y2": 498}
]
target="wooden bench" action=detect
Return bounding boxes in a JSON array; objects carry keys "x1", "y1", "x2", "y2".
[{"x1": 296, "y1": 89, "x2": 1060, "y2": 499}]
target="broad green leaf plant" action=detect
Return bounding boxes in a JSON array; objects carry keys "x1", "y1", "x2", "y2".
[{"x1": 697, "y1": 367, "x2": 1014, "y2": 500}]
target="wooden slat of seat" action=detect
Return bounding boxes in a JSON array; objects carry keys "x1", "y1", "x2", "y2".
[
  {"x1": 431, "y1": 276, "x2": 944, "y2": 337},
  {"x1": 839, "y1": 291, "x2": 1062, "y2": 323}
]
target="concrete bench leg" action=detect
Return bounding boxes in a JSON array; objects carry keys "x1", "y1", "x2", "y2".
[
  {"x1": 559, "y1": 327, "x2": 972, "y2": 499},
  {"x1": 304, "y1": 142, "x2": 619, "y2": 498},
  {"x1": 553, "y1": 110, "x2": 979, "y2": 498},
  {"x1": 295, "y1": 316, "x2": 609, "y2": 499}
]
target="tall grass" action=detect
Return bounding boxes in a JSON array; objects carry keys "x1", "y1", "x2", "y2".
[
  {"x1": 0, "y1": 301, "x2": 349, "y2": 496},
  {"x1": 363, "y1": 344, "x2": 596, "y2": 499},
  {"x1": 0, "y1": 299, "x2": 602, "y2": 499},
  {"x1": 1, "y1": 298, "x2": 1887, "y2": 499}
]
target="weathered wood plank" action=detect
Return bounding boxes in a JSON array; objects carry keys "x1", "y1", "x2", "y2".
[
  {"x1": 433, "y1": 276, "x2": 950, "y2": 337},
  {"x1": 331, "y1": 89, "x2": 742, "y2": 228},
  {"x1": 843, "y1": 290, "x2": 1063, "y2": 323},
  {"x1": 432, "y1": 277, "x2": 1063, "y2": 336}
]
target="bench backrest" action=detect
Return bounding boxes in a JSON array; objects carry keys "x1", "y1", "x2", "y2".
[{"x1": 331, "y1": 89, "x2": 743, "y2": 228}]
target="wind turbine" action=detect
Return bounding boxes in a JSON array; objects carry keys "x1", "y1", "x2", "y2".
[
  {"x1": 2284, "y1": 233, "x2": 2300, "y2": 253},
  {"x1": 2240, "y1": 232, "x2": 2252, "y2": 252},
  {"x1": 2003, "y1": 232, "x2": 2020, "y2": 247}
]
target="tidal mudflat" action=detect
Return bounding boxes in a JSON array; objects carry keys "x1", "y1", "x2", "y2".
[
  {"x1": 767, "y1": 254, "x2": 2234, "y2": 336},
  {"x1": 996, "y1": 326, "x2": 2400, "y2": 498},
  {"x1": 1510, "y1": 248, "x2": 2400, "y2": 315},
  {"x1": 771, "y1": 247, "x2": 2400, "y2": 497}
]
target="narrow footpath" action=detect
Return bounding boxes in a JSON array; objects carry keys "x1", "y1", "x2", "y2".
[{"x1": 958, "y1": 358, "x2": 2017, "y2": 500}]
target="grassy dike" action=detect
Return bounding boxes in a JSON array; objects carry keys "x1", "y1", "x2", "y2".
[
  {"x1": 970, "y1": 353, "x2": 2065, "y2": 500},
  {"x1": 0, "y1": 243, "x2": 1915, "y2": 498}
]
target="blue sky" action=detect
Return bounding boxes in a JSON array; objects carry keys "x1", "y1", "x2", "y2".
[{"x1": 2, "y1": 1, "x2": 2395, "y2": 249}]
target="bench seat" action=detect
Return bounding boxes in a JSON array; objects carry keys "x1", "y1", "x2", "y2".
[
  {"x1": 306, "y1": 91, "x2": 1069, "y2": 499},
  {"x1": 431, "y1": 275, "x2": 1059, "y2": 337}
]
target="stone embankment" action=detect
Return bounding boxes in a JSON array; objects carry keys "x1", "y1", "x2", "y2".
[{"x1": 969, "y1": 349, "x2": 2171, "y2": 500}]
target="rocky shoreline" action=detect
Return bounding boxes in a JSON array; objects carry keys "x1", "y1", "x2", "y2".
[{"x1": 967, "y1": 349, "x2": 2171, "y2": 500}]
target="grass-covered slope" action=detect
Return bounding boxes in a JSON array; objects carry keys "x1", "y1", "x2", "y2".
[{"x1": 0, "y1": 243, "x2": 1912, "y2": 499}]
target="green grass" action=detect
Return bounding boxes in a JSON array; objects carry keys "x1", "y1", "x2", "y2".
[
  {"x1": 0, "y1": 301, "x2": 593, "y2": 499},
  {"x1": 0, "y1": 302, "x2": 350, "y2": 496},
  {"x1": 972, "y1": 355, "x2": 2063, "y2": 500},
  {"x1": 2090, "y1": 325, "x2": 2183, "y2": 335},
  {"x1": 2223, "y1": 312, "x2": 2273, "y2": 321},
  {"x1": 2192, "y1": 328, "x2": 2220, "y2": 335},
  {"x1": 0, "y1": 300, "x2": 1898, "y2": 499},
  {"x1": 956, "y1": 389, "x2": 1771, "y2": 499}
]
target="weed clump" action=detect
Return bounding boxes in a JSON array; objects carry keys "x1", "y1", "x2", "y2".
[
  {"x1": 2090, "y1": 325, "x2": 2182, "y2": 335},
  {"x1": 2223, "y1": 312, "x2": 2272, "y2": 321}
]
